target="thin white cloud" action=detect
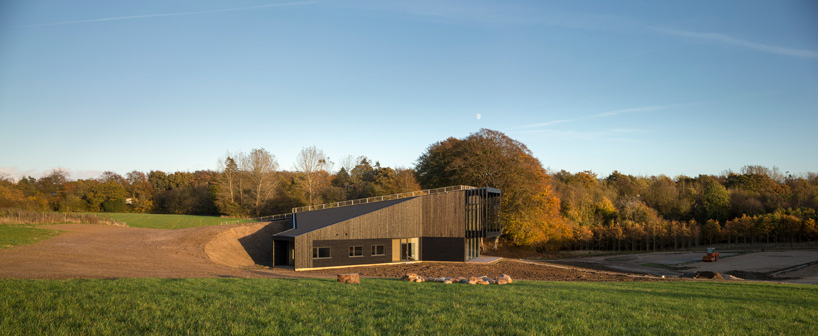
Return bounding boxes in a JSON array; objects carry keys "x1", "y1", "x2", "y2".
[
  {"x1": 0, "y1": 166, "x2": 106, "y2": 181},
  {"x1": 363, "y1": 2, "x2": 818, "y2": 60},
  {"x1": 512, "y1": 129, "x2": 642, "y2": 143},
  {"x1": 519, "y1": 119, "x2": 577, "y2": 129},
  {"x1": 609, "y1": 128, "x2": 649, "y2": 134},
  {"x1": 518, "y1": 104, "x2": 673, "y2": 130},
  {"x1": 656, "y1": 28, "x2": 818, "y2": 59},
  {"x1": 23, "y1": 1, "x2": 317, "y2": 27},
  {"x1": 590, "y1": 105, "x2": 674, "y2": 118}
]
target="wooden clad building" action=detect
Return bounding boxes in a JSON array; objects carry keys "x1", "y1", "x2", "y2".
[{"x1": 271, "y1": 186, "x2": 501, "y2": 270}]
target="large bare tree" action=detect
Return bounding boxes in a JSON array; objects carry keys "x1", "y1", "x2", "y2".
[
  {"x1": 243, "y1": 148, "x2": 279, "y2": 215},
  {"x1": 295, "y1": 146, "x2": 332, "y2": 205},
  {"x1": 217, "y1": 153, "x2": 240, "y2": 204}
]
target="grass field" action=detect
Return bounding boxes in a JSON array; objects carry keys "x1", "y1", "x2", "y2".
[
  {"x1": 0, "y1": 225, "x2": 61, "y2": 249},
  {"x1": 1, "y1": 279, "x2": 816, "y2": 335},
  {"x1": 92, "y1": 213, "x2": 228, "y2": 229}
]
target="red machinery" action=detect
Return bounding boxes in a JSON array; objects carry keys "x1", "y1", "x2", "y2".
[{"x1": 702, "y1": 247, "x2": 720, "y2": 262}]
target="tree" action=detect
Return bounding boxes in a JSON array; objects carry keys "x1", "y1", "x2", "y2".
[
  {"x1": 86, "y1": 180, "x2": 128, "y2": 212},
  {"x1": 126, "y1": 171, "x2": 153, "y2": 213},
  {"x1": 216, "y1": 154, "x2": 246, "y2": 216},
  {"x1": 244, "y1": 148, "x2": 279, "y2": 215},
  {"x1": 416, "y1": 129, "x2": 567, "y2": 249},
  {"x1": 702, "y1": 219, "x2": 721, "y2": 245},
  {"x1": 295, "y1": 146, "x2": 331, "y2": 205},
  {"x1": 699, "y1": 178, "x2": 730, "y2": 222}
]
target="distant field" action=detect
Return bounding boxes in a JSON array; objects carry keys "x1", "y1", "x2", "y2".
[
  {"x1": 1, "y1": 279, "x2": 815, "y2": 335},
  {"x1": 0, "y1": 225, "x2": 61, "y2": 249},
  {"x1": 91, "y1": 213, "x2": 228, "y2": 229}
]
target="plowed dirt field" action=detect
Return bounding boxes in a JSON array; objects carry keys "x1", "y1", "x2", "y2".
[{"x1": 0, "y1": 224, "x2": 653, "y2": 281}]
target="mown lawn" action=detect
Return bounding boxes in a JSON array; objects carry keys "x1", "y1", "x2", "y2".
[
  {"x1": 1, "y1": 278, "x2": 816, "y2": 335},
  {"x1": 0, "y1": 225, "x2": 61, "y2": 249},
  {"x1": 92, "y1": 213, "x2": 228, "y2": 229}
]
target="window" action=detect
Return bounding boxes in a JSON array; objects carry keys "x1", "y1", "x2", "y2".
[
  {"x1": 349, "y1": 246, "x2": 363, "y2": 257},
  {"x1": 371, "y1": 245, "x2": 385, "y2": 256},
  {"x1": 313, "y1": 247, "x2": 331, "y2": 259}
]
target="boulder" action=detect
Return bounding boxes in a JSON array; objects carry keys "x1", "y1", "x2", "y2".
[
  {"x1": 337, "y1": 273, "x2": 360, "y2": 284},
  {"x1": 401, "y1": 273, "x2": 419, "y2": 282},
  {"x1": 468, "y1": 277, "x2": 480, "y2": 285},
  {"x1": 694, "y1": 271, "x2": 724, "y2": 280},
  {"x1": 497, "y1": 274, "x2": 513, "y2": 285},
  {"x1": 722, "y1": 274, "x2": 743, "y2": 281}
]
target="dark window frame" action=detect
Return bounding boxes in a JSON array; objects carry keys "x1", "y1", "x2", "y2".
[
  {"x1": 313, "y1": 247, "x2": 331, "y2": 259},
  {"x1": 371, "y1": 244, "x2": 385, "y2": 256},
  {"x1": 349, "y1": 245, "x2": 363, "y2": 257}
]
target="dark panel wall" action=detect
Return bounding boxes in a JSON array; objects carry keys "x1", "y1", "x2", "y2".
[
  {"x1": 311, "y1": 238, "x2": 393, "y2": 268},
  {"x1": 421, "y1": 237, "x2": 465, "y2": 262}
]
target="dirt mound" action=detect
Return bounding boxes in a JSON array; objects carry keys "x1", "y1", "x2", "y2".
[
  {"x1": 293, "y1": 259, "x2": 660, "y2": 281},
  {"x1": 0, "y1": 224, "x2": 273, "y2": 279},
  {"x1": 205, "y1": 221, "x2": 290, "y2": 268}
]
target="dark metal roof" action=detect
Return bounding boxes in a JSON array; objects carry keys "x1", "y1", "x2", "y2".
[{"x1": 272, "y1": 197, "x2": 417, "y2": 238}]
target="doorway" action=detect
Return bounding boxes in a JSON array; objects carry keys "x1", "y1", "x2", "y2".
[
  {"x1": 398, "y1": 238, "x2": 419, "y2": 261},
  {"x1": 274, "y1": 240, "x2": 294, "y2": 267}
]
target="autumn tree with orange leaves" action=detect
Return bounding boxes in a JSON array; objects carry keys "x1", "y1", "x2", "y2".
[{"x1": 416, "y1": 129, "x2": 570, "y2": 250}]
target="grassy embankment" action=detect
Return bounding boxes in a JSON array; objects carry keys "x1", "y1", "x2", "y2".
[
  {"x1": 93, "y1": 213, "x2": 228, "y2": 229},
  {"x1": 0, "y1": 225, "x2": 61, "y2": 249},
  {"x1": 0, "y1": 209, "x2": 124, "y2": 248},
  {"x1": 1, "y1": 278, "x2": 816, "y2": 335},
  {"x1": 0, "y1": 210, "x2": 229, "y2": 248}
]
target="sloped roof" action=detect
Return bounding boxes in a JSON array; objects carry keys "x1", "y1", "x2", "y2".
[{"x1": 272, "y1": 197, "x2": 417, "y2": 238}]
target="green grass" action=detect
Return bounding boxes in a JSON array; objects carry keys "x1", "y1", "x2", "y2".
[
  {"x1": 91, "y1": 213, "x2": 228, "y2": 229},
  {"x1": 1, "y1": 279, "x2": 816, "y2": 335},
  {"x1": 0, "y1": 225, "x2": 61, "y2": 249}
]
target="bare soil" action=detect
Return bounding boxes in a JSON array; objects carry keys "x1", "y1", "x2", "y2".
[
  {"x1": 0, "y1": 223, "x2": 652, "y2": 281},
  {"x1": 293, "y1": 259, "x2": 659, "y2": 281}
]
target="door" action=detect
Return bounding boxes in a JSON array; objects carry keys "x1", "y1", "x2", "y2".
[{"x1": 399, "y1": 238, "x2": 419, "y2": 261}]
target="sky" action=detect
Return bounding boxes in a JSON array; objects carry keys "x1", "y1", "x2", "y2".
[{"x1": 1, "y1": 0, "x2": 817, "y2": 181}]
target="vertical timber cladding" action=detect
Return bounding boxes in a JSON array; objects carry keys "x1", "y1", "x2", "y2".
[
  {"x1": 465, "y1": 188, "x2": 502, "y2": 239},
  {"x1": 295, "y1": 197, "x2": 423, "y2": 269},
  {"x1": 421, "y1": 190, "x2": 466, "y2": 237}
]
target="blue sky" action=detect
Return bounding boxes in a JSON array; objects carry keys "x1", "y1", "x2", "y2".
[{"x1": 1, "y1": 0, "x2": 816, "y2": 180}]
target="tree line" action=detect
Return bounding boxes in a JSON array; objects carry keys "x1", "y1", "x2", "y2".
[
  {"x1": 0, "y1": 147, "x2": 420, "y2": 219},
  {"x1": 2, "y1": 129, "x2": 816, "y2": 251},
  {"x1": 551, "y1": 167, "x2": 818, "y2": 251}
]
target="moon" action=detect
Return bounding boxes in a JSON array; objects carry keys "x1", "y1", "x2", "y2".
[{"x1": 476, "y1": 113, "x2": 482, "y2": 120}]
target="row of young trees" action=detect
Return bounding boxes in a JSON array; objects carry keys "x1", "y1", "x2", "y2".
[
  {"x1": 2, "y1": 129, "x2": 817, "y2": 251},
  {"x1": 552, "y1": 166, "x2": 818, "y2": 250}
]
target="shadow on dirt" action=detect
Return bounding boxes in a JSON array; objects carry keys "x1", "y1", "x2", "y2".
[{"x1": 237, "y1": 220, "x2": 291, "y2": 266}]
